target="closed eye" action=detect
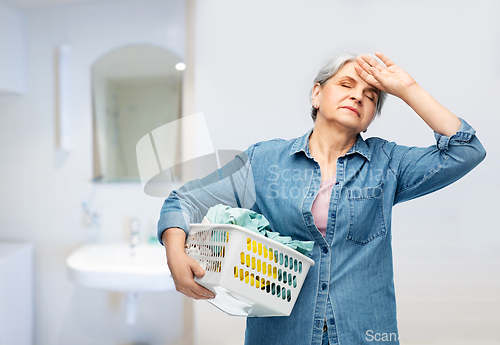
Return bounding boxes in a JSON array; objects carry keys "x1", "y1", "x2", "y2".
[{"x1": 365, "y1": 92, "x2": 377, "y2": 102}]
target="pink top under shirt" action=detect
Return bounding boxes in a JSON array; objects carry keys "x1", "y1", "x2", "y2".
[{"x1": 311, "y1": 175, "x2": 336, "y2": 237}]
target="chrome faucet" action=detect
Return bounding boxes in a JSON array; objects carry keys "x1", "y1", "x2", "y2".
[
  {"x1": 130, "y1": 218, "x2": 140, "y2": 255},
  {"x1": 82, "y1": 202, "x2": 101, "y2": 242}
]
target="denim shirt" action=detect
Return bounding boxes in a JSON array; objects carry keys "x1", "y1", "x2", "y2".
[{"x1": 158, "y1": 118, "x2": 485, "y2": 345}]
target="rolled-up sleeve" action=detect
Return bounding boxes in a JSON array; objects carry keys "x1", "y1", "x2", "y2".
[
  {"x1": 157, "y1": 144, "x2": 257, "y2": 244},
  {"x1": 390, "y1": 118, "x2": 486, "y2": 205}
]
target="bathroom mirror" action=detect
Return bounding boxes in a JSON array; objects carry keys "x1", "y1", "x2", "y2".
[{"x1": 92, "y1": 45, "x2": 183, "y2": 182}]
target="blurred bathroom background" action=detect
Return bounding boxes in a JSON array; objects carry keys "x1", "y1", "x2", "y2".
[{"x1": 0, "y1": 0, "x2": 498, "y2": 344}]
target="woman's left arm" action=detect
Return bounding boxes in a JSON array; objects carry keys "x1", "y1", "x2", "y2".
[
  {"x1": 356, "y1": 52, "x2": 486, "y2": 204},
  {"x1": 355, "y1": 52, "x2": 461, "y2": 137}
]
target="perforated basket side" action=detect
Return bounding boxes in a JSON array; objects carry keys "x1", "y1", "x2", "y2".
[
  {"x1": 185, "y1": 225, "x2": 231, "y2": 286},
  {"x1": 222, "y1": 229, "x2": 311, "y2": 315},
  {"x1": 187, "y1": 224, "x2": 314, "y2": 317}
]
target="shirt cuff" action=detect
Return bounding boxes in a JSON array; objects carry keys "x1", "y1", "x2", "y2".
[
  {"x1": 434, "y1": 118, "x2": 476, "y2": 151},
  {"x1": 157, "y1": 211, "x2": 191, "y2": 245}
]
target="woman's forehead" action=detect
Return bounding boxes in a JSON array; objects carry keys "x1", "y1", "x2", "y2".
[{"x1": 334, "y1": 62, "x2": 361, "y2": 81}]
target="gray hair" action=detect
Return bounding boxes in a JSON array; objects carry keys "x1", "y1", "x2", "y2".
[{"x1": 310, "y1": 53, "x2": 387, "y2": 122}]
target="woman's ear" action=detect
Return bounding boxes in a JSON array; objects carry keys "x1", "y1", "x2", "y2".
[{"x1": 312, "y1": 83, "x2": 321, "y2": 107}]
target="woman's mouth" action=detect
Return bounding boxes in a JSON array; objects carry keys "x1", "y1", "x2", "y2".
[{"x1": 342, "y1": 106, "x2": 360, "y2": 117}]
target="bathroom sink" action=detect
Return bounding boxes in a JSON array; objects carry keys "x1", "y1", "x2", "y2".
[{"x1": 67, "y1": 243, "x2": 174, "y2": 292}]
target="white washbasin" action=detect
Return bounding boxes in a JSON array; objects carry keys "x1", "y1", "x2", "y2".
[{"x1": 67, "y1": 243, "x2": 174, "y2": 292}]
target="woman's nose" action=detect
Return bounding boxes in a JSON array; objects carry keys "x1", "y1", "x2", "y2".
[
  {"x1": 350, "y1": 88, "x2": 363, "y2": 103},
  {"x1": 350, "y1": 96, "x2": 361, "y2": 103}
]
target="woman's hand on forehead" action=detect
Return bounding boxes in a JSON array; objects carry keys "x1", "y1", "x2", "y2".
[{"x1": 354, "y1": 52, "x2": 417, "y2": 100}]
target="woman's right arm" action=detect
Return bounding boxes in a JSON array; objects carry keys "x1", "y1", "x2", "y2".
[
  {"x1": 162, "y1": 227, "x2": 215, "y2": 299},
  {"x1": 158, "y1": 146, "x2": 256, "y2": 243},
  {"x1": 159, "y1": 145, "x2": 257, "y2": 299}
]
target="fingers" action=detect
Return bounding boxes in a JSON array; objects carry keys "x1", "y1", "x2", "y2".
[
  {"x1": 168, "y1": 253, "x2": 216, "y2": 300},
  {"x1": 180, "y1": 259, "x2": 215, "y2": 299},
  {"x1": 374, "y1": 52, "x2": 395, "y2": 67},
  {"x1": 355, "y1": 56, "x2": 380, "y2": 83},
  {"x1": 190, "y1": 260, "x2": 206, "y2": 278},
  {"x1": 357, "y1": 54, "x2": 384, "y2": 72},
  {"x1": 177, "y1": 280, "x2": 215, "y2": 300},
  {"x1": 174, "y1": 270, "x2": 216, "y2": 300},
  {"x1": 354, "y1": 62, "x2": 381, "y2": 89}
]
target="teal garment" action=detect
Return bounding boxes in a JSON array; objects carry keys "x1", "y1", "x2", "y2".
[{"x1": 206, "y1": 204, "x2": 314, "y2": 256}]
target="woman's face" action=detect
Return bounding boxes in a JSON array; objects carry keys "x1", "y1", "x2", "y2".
[{"x1": 312, "y1": 61, "x2": 379, "y2": 134}]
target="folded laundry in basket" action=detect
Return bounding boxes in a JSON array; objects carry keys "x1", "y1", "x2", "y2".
[{"x1": 204, "y1": 204, "x2": 314, "y2": 255}]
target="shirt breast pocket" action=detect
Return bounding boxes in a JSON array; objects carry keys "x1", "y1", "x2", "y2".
[{"x1": 346, "y1": 183, "x2": 387, "y2": 245}]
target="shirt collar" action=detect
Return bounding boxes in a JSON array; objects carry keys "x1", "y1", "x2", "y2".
[{"x1": 289, "y1": 127, "x2": 372, "y2": 161}]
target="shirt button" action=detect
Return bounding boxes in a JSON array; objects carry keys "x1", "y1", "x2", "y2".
[
  {"x1": 322, "y1": 283, "x2": 327, "y2": 290},
  {"x1": 322, "y1": 247, "x2": 328, "y2": 254},
  {"x1": 338, "y1": 158, "x2": 344, "y2": 164},
  {"x1": 330, "y1": 318, "x2": 335, "y2": 325}
]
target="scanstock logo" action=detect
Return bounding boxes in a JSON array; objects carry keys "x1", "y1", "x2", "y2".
[{"x1": 135, "y1": 113, "x2": 256, "y2": 208}]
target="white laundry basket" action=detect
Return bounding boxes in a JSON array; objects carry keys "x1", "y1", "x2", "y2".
[{"x1": 185, "y1": 223, "x2": 315, "y2": 317}]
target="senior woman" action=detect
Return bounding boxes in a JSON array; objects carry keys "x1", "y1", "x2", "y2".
[{"x1": 158, "y1": 52, "x2": 486, "y2": 345}]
